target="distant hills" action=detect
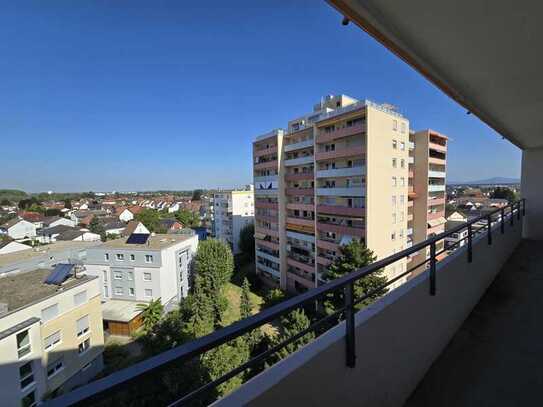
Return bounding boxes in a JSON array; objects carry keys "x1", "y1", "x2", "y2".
[{"x1": 448, "y1": 177, "x2": 520, "y2": 186}]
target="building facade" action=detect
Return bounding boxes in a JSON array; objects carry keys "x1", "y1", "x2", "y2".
[
  {"x1": 213, "y1": 187, "x2": 255, "y2": 254},
  {"x1": 84, "y1": 234, "x2": 198, "y2": 311},
  {"x1": 0, "y1": 270, "x2": 104, "y2": 406},
  {"x1": 253, "y1": 95, "x2": 447, "y2": 293}
]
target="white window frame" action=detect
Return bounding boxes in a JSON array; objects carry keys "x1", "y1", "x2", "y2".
[
  {"x1": 104, "y1": 253, "x2": 109, "y2": 261},
  {"x1": 41, "y1": 303, "x2": 59, "y2": 323},
  {"x1": 43, "y1": 331, "x2": 61, "y2": 351},
  {"x1": 19, "y1": 361, "x2": 35, "y2": 391},
  {"x1": 115, "y1": 286, "x2": 123, "y2": 295},
  {"x1": 113, "y1": 271, "x2": 123, "y2": 280},
  {"x1": 143, "y1": 272, "x2": 152, "y2": 281},
  {"x1": 145, "y1": 255, "x2": 153, "y2": 263},
  {"x1": 116, "y1": 253, "x2": 124, "y2": 261},
  {"x1": 46, "y1": 358, "x2": 64, "y2": 379},
  {"x1": 76, "y1": 315, "x2": 90, "y2": 337},
  {"x1": 144, "y1": 289, "x2": 153, "y2": 298},
  {"x1": 78, "y1": 338, "x2": 91, "y2": 355}
]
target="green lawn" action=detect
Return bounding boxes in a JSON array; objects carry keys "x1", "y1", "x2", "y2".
[{"x1": 221, "y1": 282, "x2": 263, "y2": 326}]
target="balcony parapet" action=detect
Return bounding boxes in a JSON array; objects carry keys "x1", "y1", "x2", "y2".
[
  {"x1": 317, "y1": 222, "x2": 364, "y2": 237},
  {"x1": 317, "y1": 205, "x2": 365, "y2": 217},
  {"x1": 316, "y1": 187, "x2": 365, "y2": 197},
  {"x1": 316, "y1": 166, "x2": 365, "y2": 178},
  {"x1": 316, "y1": 123, "x2": 366, "y2": 143},
  {"x1": 315, "y1": 146, "x2": 364, "y2": 161}
]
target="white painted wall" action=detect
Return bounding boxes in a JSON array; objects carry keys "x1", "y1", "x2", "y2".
[
  {"x1": 8, "y1": 220, "x2": 36, "y2": 240},
  {"x1": 521, "y1": 147, "x2": 543, "y2": 239},
  {"x1": 118, "y1": 209, "x2": 134, "y2": 223},
  {"x1": 0, "y1": 241, "x2": 31, "y2": 254}
]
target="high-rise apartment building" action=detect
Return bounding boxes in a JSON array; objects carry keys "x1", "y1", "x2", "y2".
[
  {"x1": 213, "y1": 187, "x2": 255, "y2": 254},
  {"x1": 253, "y1": 95, "x2": 447, "y2": 293},
  {"x1": 408, "y1": 129, "x2": 448, "y2": 271}
]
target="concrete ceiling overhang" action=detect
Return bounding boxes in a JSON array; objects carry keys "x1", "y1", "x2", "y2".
[{"x1": 327, "y1": 0, "x2": 543, "y2": 150}]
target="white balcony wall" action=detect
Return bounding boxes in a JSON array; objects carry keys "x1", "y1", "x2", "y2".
[
  {"x1": 286, "y1": 230, "x2": 315, "y2": 243},
  {"x1": 284, "y1": 139, "x2": 314, "y2": 152},
  {"x1": 218, "y1": 219, "x2": 522, "y2": 407},
  {"x1": 256, "y1": 249, "x2": 280, "y2": 264},
  {"x1": 284, "y1": 156, "x2": 314, "y2": 166},
  {"x1": 428, "y1": 171, "x2": 446, "y2": 178},
  {"x1": 254, "y1": 175, "x2": 278, "y2": 183},
  {"x1": 316, "y1": 187, "x2": 365, "y2": 197},
  {"x1": 316, "y1": 167, "x2": 365, "y2": 178},
  {"x1": 255, "y1": 189, "x2": 278, "y2": 195},
  {"x1": 428, "y1": 185, "x2": 446, "y2": 192}
]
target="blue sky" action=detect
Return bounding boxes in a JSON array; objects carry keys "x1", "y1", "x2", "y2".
[{"x1": 0, "y1": 1, "x2": 520, "y2": 192}]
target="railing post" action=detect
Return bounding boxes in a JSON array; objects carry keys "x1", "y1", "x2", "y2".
[
  {"x1": 500, "y1": 207, "x2": 505, "y2": 234},
  {"x1": 467, "y1": 224, "x2": 473, "y2": 263},
  {"x1": 487, "y1": 215, "x2": 492, "y2": 245},
  {"x1": 429, "y1": 241, "x2": 436, "y2": 296},
  {"x1": 510, "y1": 204, "x2": 514, "y2": 226},
  {"x1": 517, "y1": 201, "x2": 521, "y2": 221},
  {"x1": 344, "y1": 282, "x2": 356, "y2": 368}
]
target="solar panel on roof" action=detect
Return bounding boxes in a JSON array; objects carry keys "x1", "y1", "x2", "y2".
[
  {"x1": 126, "y1": 233, "x2": 150, "y2": 244},
  {"x1": 44, "y1": 264, "x2": 75, "y2": 285}
]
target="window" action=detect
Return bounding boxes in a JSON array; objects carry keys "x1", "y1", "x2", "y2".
[
  {"x1": 103, "y1": 270, "x2": 107, "y2": 281},
  {"x1": 114, "y1": 271, "x2": 123, "y2": 280},
  {"x1": 129, "y1": 287, "x2": 135, "y2": 296},
  {"x1": 392, "y1": 158, "x2": 397, "y2": 168},
  {"x1": 392, "y1": 213, "x2": 397, "y2": 224},
  {"x1": 400, "y1": 159, "x2": 405, "y2": 168},
  {"x1": 391, "y1": 232, "x2": 396, "y2": 241},
  {"x1": 393, "y1": 120, "x2": 398, "y2": 130},
  {"x1": 104, "y1": 253, "x2": 109, "y2": 261},
  {"x1": 81, "y1": 362, "x2": 92, "y2": 372},
  {"x1": 144, "y1": 289, "x2": 153, "y2": 298},
  {"x1": 76, "y1": 315, "x2": 90, "y2": 337},
  {"x1": 400, "y1": 195, "x2": 405, "y2": 205},
  {"x1": 392, "y1": 196, "x2": 397, "y2": 206},
  {"x1": 74, "y1": 290, "x2": 87, "y2": 306},
  {"x1": 47, "y1": 358, "x2": 64, "y2": 378},
  {"x1": 43, "y1": 331, "x2": 61, "y2": 351},
  {"x1": 41, "y1": 304, "x2": 59, "y2": 323},
  {"x1": 145, "y1": 255, "x2": 153, "y2": 263},
  {"x1": 399, "y1": 229, "x2": 404, "y2": 238},
  {"x1": 116, "y1": 253, "x2": 124, "y2": 261},
  {"x1": 400, "y1": 177, "x2": 405, "y2": 187},
  {"x1": 400, "y1": 141, "x2": 405, "y2": 150},
  {"x1": 19, "y1": 361, "x2": 34, "y2": 390},
  {"x1": 127, "y1": 271, "x2": 134, "y2": 281},
  {"x1": 21, "y1": 390, "x2": 36, "y2": 407},
  {"x1": 400, "y1": 212, "x2": 405, "y2": 222},
  {"x1": 401, "y1": 122, "x2": 406, "y2": 133},
  {"x1": 115, "y1": 286, "x2": 123, "y2": 295},
  {"x1": 143, "y1": 272, "x2": 152, "y2": 281},
  {"x1": 392, "y1": 177, "x2": 397, "y2": 187},
  {"x1": 392, "y1": 139, "x2": 397, "y2": 149},
  {"x1": 78, "y1": 338, "x2": 90, "y2": 355},
  {"x1": 130, "y1": 254, "x2": 135, "y2": 261}
]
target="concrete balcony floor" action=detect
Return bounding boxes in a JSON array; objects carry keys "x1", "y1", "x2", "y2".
[{"x1": 406, "y1": 239, "x2": 543, "y2": 407}]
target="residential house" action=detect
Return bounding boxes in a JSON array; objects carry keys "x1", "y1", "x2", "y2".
[
  {"x1": 0, "y1": 219, "x2": 37, "y2": 241},
  {"x1": 42, "y1": 216, "x2": 76, "y2": 229},
  {"x1": 159, "y1": 218, "x2": 183, "y2": 233},
  {"x1": 37, "y1": 225, "x2": 79, "y2": 244},
  {"x1": 0, "y1": 240, "x2": 31, "y2": 255},
  {"x1": 122, "y1": 221, "x2": 150, "y2": 237},
  {"x1": 0, "y1": 268, "x2": 104, "y2": 406}
]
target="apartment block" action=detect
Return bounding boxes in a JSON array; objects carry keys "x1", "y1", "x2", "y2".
[
  {"x1": 84, "y1": 233, "x2": 198, "y2": 334},
  {"x1": 0, "y1": 268, "x2": 104, "y2": 406},
  {"x1": 408, "y1": 129, "x2": 448, "y2": 271},
  {"x1": 213, "y1": 187, "x2": 255, "y2": 255},
  {"x1": 253, "y1": 95, "x2": 418, "y2": 293}
]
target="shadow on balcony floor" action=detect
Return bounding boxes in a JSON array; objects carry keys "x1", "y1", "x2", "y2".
[{"x1": 406, "y1": 239, "x2": 543, "y2": 407}]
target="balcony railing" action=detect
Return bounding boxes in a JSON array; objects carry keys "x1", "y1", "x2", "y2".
[
  {"x1": 316, "y1": 166, "x2": 365, "y2": 178},
  {"x1": 316, "y1": 186, "x2": 365, "y2": 197},
  {"x1": 44, "y1": 200, "x2": 526, "y2": 407},
  {"x1": 284, "y1": 138, "x2": 314, "y2": 152}
]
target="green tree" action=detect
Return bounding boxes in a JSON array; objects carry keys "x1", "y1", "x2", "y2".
[
  {"x1": 188, "y1": 275, "x2": 215, "y2": 338},
  {"x1": 238, "y1": 223, "x2": 255, "y2": 259},
  {"x1": 175, "y1": 209, "x2": 200, "y2": 227},
  {"x1": 136, "y1": 298, "x2": 164, "y2": 332},
  {"x1": 64, "y1": 199, "x2": 72, "y2": 209},
  {"x1": 192, "y1": 189, "x2": 203, "y2": 201},
  {"x1": 263, "y1": 288, "x2": 287, "y2": 308},
  {"x1": 271, "y1": 309, "x2": 314, "y2": 362},
  {"x1": 139, "y1": 309, "x2": 191, "y2": 356},
  {"x1": 240, "y1": 278, "x2": 261, "y2": 351},
  {"x1": 135, "y1": 208, "x2": 162, "y2": 232},
  {"x1": 323, "y1": 239, "x2": 387, "y2": 313},
  {"x1": 0, "y1": 199, "x2": 11, "y2": 206},
  {"x1": 88, "y1": 216, "x2": 105, "y2": 236},
  {"x1": 490, "y1": 186, "x2": 518, "y2": 203}
]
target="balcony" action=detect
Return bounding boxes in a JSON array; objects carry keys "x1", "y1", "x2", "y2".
[
  {"x1": 284, "y1": 139, "x2": 314, "y2": 152},
  {"x1": 255, "y1": 214, "x2": 277, "y2": 224},
  {"x1": 428, "y1": 197, "x2": 446, "y2": 206},
  {"x1": 286, "y1": 217, "x2": 314, "y2": 228},
  {"x1": 408, "y1": 156, "x2": 415, "y2": 164},
  {"x1": 255, "y1": 201, "x2": 278, "y2": 209},
  {"x1": 253, "y1": 146, "x2": 277, "y2": 158},
  {"x1": 255, "y1": 188, "x2": 278, "y2": 195},
  {"x1": 428, "y1": 170, "x2": 446, "y2": 178},
  {"x1": 255, "y1": 226, "x2": 279, "y2": 238},
  {"x1": 285, "y1": 172, "x2": 314, "y2": 181},
  {"x1": 256, "y1": 263, "x2": 280, "y2": 278},
  {"x1": 408, "y1": 141, "x2": 415, "y2": 149},
  {"x1": 316, "y1": 255, "x2": 333, "y2": 267},
  {"x1": 428, "y1": 141, "x2": 447, "y2": 153},
  {"x1": 287, "y1": 257, "x2": 315, "y2": 274},
  {"x1": 254, "y1": 160, "x2": 278, "y2": 170},
  {"x1": 286, "y1": 203, "x2": 314, "y2": 212},
  {"x1": 316, "y1": 238, "x2": 340, "y2": 251},
  {"x1": 316, "y1": 123, "x2": 366, "y2": 143},
  {"x1": 315, "y1": 166, "x2": 365, "y2": 178},
  {"x1": 286, "y1": 188, "x2": 314, "y2": 197},
  {"x1": 286, "y1": 230, "x2": 315, "y2": 243},
  {"x1": 255, "y1": 239, "x2": 279, "y2": 251},
  {"x1": 428, "y1": 156, "x2": 446, "y2": 165},
  {"x1": 284, "y1": 155, "x2": 314, "y2": 166},
  {"x1": 428, "y1": 184, "x2": 446, "y2": 192},
  {"x1": 316, "y1": 187, "x2": 365, "y2": 197},
  {"x1": 315, "y1": 146, "x2": 365, "y2": 161},
  {"x1": 256, "y1": 249, "x2": 280, "y2": 264},
  {"x1": 46, "y1": 202, "x2": 526, "y2": 407},
  {"x1": 254, "y1": 175, "x2": 278, "y2": 183},
  {"x1": 286, "y1": 270, "x2": 315, "y2": 288},
  {"x1": 317, "y1": 221, "x2": 364, "y2": 237},
  {"x1": 316, "y1": 205, "x2": 365, "y2": 217}
]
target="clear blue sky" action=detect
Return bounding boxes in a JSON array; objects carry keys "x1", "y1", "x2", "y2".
[{"x1": 0, "y1": 1, "x2": 521, "y2": 192}]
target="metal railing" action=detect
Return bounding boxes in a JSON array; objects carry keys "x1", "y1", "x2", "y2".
[{"x1": 45, "y1": 199, "x2": 526, "y2": 407}]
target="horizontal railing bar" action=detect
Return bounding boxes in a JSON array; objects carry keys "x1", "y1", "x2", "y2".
[{"x1": 45, "y1": 200, "x2": 523, "y2": 406}]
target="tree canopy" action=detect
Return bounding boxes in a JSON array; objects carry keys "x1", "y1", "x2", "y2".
[
  {"x1": 490, "y1": 187, "x2": 518, "y2": 203},
  {"x1": 238, "y1": 223, "x2": 255, "y2": 259},
  {"x1": 135, "y1": 208, "x2": 162, "y2": 232},
  {"x1": 175, "y1": 209, "x2": 200, "y2": 227}
]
